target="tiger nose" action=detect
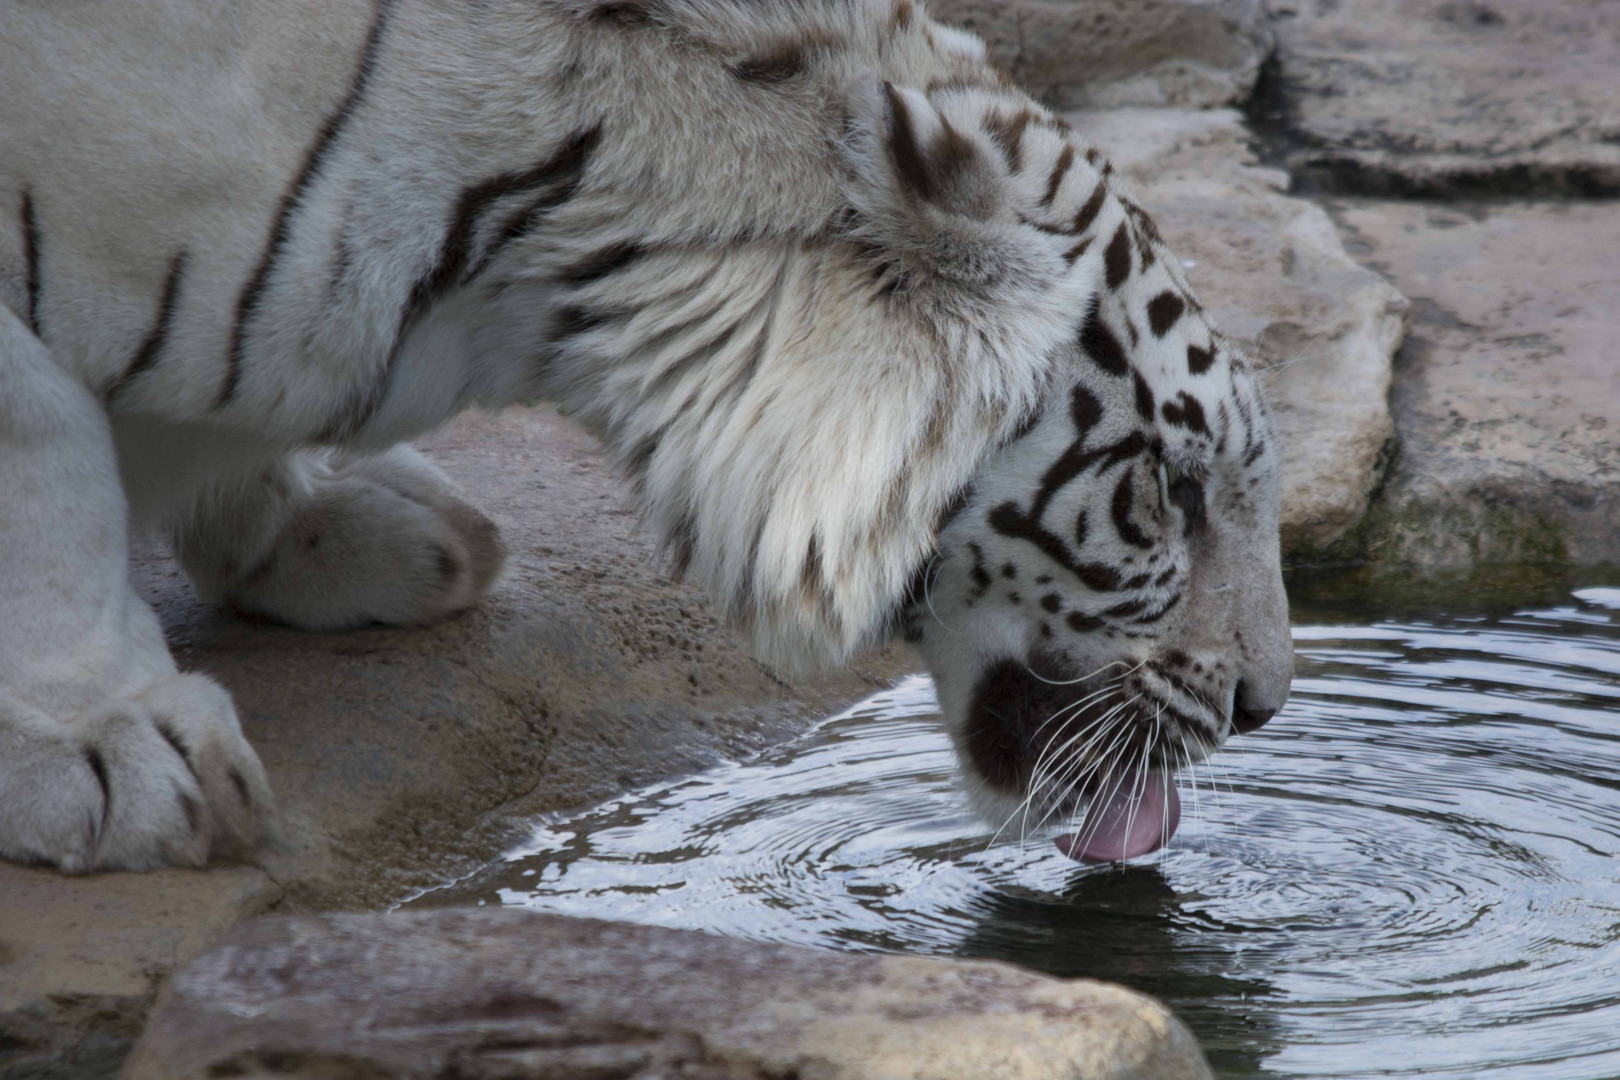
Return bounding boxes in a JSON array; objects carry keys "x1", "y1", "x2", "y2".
[{"x1": 1230, "y1": 679, "x2": 1277, "y2": 734}]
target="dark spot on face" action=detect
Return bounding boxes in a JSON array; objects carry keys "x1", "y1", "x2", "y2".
[
  {"x1": 1001, "y1": 562, "x2": 1018, "y2": 579},
  {"x1": 1168, "y1": 474, "x2": 1206, "y2": 526},
  {"x1": 1040, "y1": 593, "x2": 1061, "y2": 613},
  {"x1": 1161, "y1": 392, "x2": 1209, "y2": 435},
  {"x1": 1187, "y1": 343, "x2": 1215, "y2": 375},
  {"x1": 1146, "y1": 291, "x2": 1186, "y2": 337},
  {"x1": 964, "y1": 656, "x2": 1068, "y2": 792},
  {"x1": 1070, "y1": 383, "x2": 1104, "y2": 431},
  {"x1": 1104, "y1": 222, "x2": 1132, "y2": 290},
  {"x1": 1008, "y1": 592, "x2": 1021, "y2": 604},
  {"x1": 1066, "y1": 611, "x2": 1103, "y2": 633}
]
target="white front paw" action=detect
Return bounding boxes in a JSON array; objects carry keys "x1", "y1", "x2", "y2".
[{"x1": 0, "y1": 675, "x2": 274, "y2": 872}]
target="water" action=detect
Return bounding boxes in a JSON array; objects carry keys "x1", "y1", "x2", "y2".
[{"x1": 412, "y1": 583, "x2": 1620, "y2": 1079}]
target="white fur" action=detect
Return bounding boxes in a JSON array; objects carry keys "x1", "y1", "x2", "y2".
[{"x1": 0, "y1": 0, "x2": 1291, "y2": 871}]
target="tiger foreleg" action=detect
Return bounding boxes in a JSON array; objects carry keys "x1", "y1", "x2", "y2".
[
  {"x1": 0, "y1": 305, "x2": 273, "y2": 871},
  {"x1": 172, "y1": 444, "x2": 506, "y2": 631}
]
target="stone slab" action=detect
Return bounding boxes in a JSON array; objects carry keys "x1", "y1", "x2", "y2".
[
  {"x1": 0, "y1": 866, "x2": 279, "y2": 1079},
  {"x1": 122, "y1": 909, "x2": 1214, "y2": 1080},
  {"x1": 934, "y1": 0, "x2": 1271, "y2": 110},
  {"x1": 1261, "y1": 0, "x2": 1620, "y2": 196},
  {"x1": 1325, "y1": 199, "x2": 1620, "y2": 570},
  {"x1": 1070, "y1": 108, "x2": 1409, "y2": 554},
  {"x1": 3, "y1": 405, "x2": 909, "y2": 1077}
]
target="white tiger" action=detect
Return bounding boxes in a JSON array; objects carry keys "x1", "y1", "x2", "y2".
[{"x1": 0, "y1": 0, "x2": 1292, "y2": 873}]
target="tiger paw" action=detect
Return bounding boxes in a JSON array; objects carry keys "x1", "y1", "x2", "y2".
[
  {"x1": 191, "y1": 446, "x2": 507, "y2": 631},
  {"x1": 0, "y1": 674, "x2": 275, "y2": 873}
]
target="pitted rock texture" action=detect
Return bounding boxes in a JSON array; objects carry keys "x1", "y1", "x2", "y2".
[
  {"x1": 1070, "y1": 108, "x2": 1408, "y2": 555},
  {"x1": 1326, "y1": 200, "x2": 1620, "y2": 570},
  {"x1": 934, "y1": 0, "x2": 1272, "y2": 110},
  {"x1": 122, "y1": 910, "x2": 1215, "y2": 1080},
  {"x1": 1260, "y1": 0, "x2": 1620, "y2": 197}
]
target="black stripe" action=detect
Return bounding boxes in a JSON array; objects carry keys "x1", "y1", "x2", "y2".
[
  {"x1": 1104, "y1": 222, "x2": 1132, "y2": 290},
  {"x1": 703, "y1": 259, "x2": 787, "y2": 423},
  {"x1": 1079, "y1": 301, "x2": 1128, "y2": 377},
  {"x1": 453, "y1": 125, "x2": 602, "y2": 282},
  {"x1": 1072, "y1": 180, "x2": 1108, "y2": 235},
  {"x1": 218, "y1": 0, "x2": 394, "y2": 409},
  {"x1": 1128, "y1": 592, "x2": 1180, "y2": 624},
  {"x1": 1110, "y1": 472, "x2": 1152, "y2": 549},
  {"x1": 106, "y1": 251, "x2": 187, "y2": 405},
  {"x1": 321, "y1": 125, "x2": 602, "y2": 441},
  {"x1": 1062, "y1": 236, "x2": 1094, "y2": 264},
  {"x1": 560, "y1": 241, "x2": 643, "y2": 288},
  {"x1": 1040, "y1": 144, "x2": 1074, "y2": 208},
  {"x1": 884, "y1": 82, "x2": 933, "y2": 200},
  {"x1": 20, "y1": 188, "x2": 41, "y2": 336},
  {"x1": 473, "y1": 143, "x2": 598, "y2": 278},
  {"x1": 1132, "y1": 370, "x2": 1154, "y2": 422},
  {"x1": 647, "y1": 315, "x2": 746, "y2": 399}
]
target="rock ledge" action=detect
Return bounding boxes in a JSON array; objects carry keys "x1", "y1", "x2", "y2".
[{"x1": 123, "y1": 909, "x2": 1214, "y2": 1080}]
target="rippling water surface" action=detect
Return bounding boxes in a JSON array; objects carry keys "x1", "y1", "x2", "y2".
[{"x1": 414, "y1": 584, "x2": 1620, "y2": 1079}]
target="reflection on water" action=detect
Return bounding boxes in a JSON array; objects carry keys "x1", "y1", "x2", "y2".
[{"x1": 411, "y1": 584, "x2": 1620, "y2": 1080}]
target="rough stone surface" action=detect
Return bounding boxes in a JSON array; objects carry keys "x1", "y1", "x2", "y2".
[
  {"x1": 1, "y1": 405, "x2": 908, "y2": 1078},
  {"x1": 122, "y1": 909, "x2": 1214, "y2": 1080},
  {"x1": 1260, "y1": 0, "x2": 1620, "y2": 197},
  {"x1": 0, "y1": 867, "x2": 279, "y2": 1079},
  {"x1": 1070, "y1": 108, "x2": 1409, "y2": 554},
  {"x1": 934, "y1": 0, "x2": 1272, "y2": 110},
  {"x1": 1325, "y1": 200, "x2": 1620, "y2": 570}
]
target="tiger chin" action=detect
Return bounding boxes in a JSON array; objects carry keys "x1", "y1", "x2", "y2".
[{"x1": 0, "y1": 0, "x2": 1290, "y2": 873}]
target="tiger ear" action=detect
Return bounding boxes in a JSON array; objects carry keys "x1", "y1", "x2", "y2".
[{"x1": 839, "y1": 75, "x2": 1048, "y2": 289}]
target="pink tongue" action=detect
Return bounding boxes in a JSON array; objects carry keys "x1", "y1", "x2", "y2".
[{"x1": 1054, "y1": 768, "x2": 1181, "y2": 863}]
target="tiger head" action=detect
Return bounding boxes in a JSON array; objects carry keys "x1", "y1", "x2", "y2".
[
  {"x1": 867, "y1": 85, "x2": 1293, "y2": 861},
  {"x1": 554, "y1": 1, "x2": 1292, "y2": 861}
]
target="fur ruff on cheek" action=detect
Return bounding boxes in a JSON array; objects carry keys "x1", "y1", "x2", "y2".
[{"x1": 573, "y1": 240, "x2": 1092, "y2": 677}]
